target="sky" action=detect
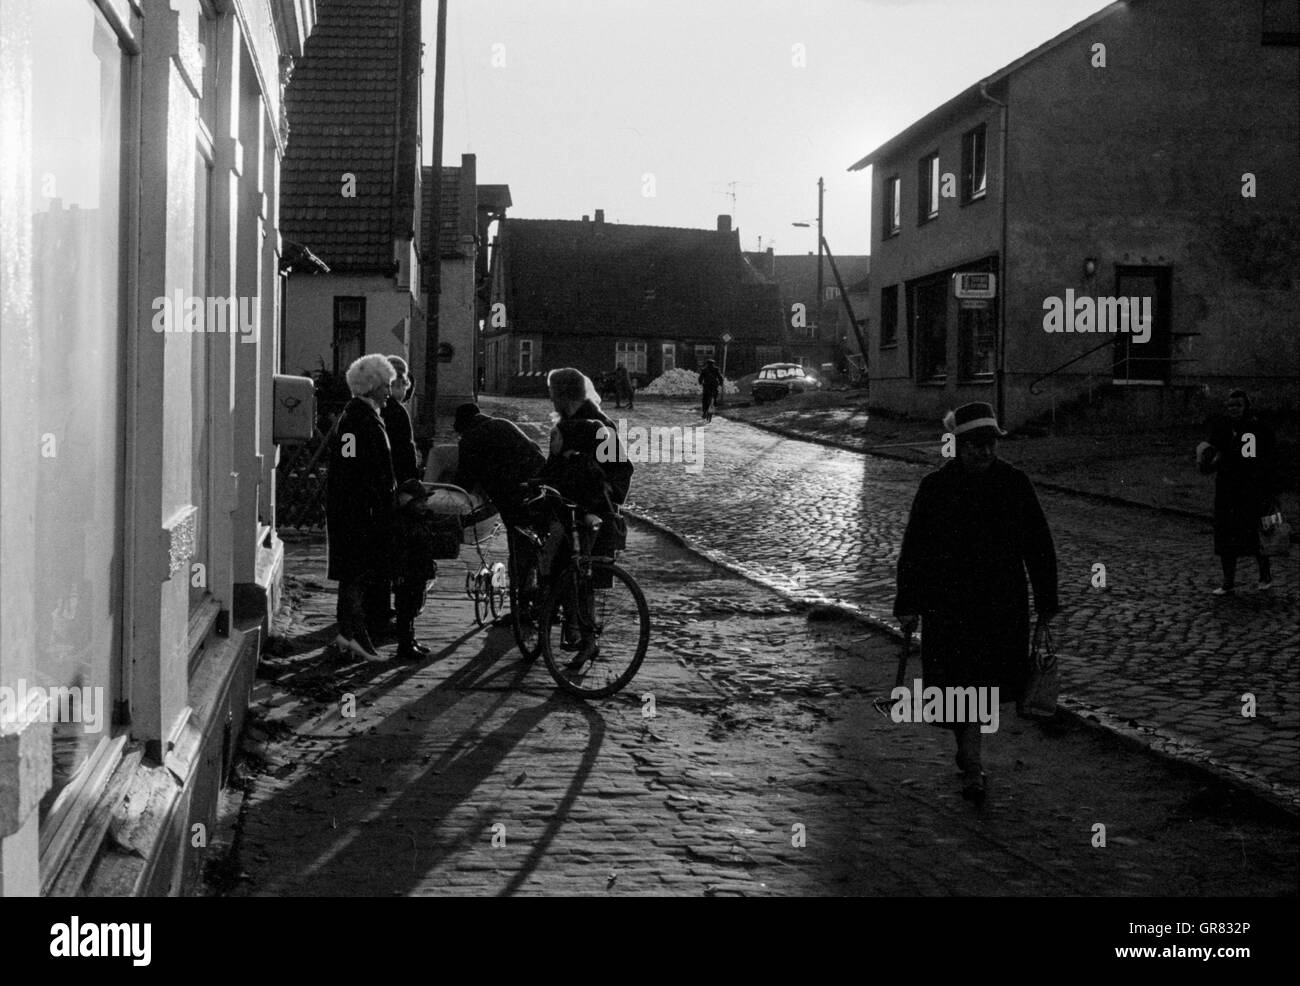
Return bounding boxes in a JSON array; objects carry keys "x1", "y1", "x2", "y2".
[{"x1": 422, "y1": 0, "x2": 1114, "y2": 256}]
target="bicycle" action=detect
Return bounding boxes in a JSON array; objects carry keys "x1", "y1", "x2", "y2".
[
  {"x1": 509, "y1": 481, "x2": 650, "y2": 698},
  {"x1": 464, "y1": 561, "x2": 508, "y2": 626}
]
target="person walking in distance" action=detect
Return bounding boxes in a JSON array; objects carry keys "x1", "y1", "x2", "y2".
[
  {"x1": 698, "y1": 359, "x2": 723, "y2": 421},
  {"x1": 894, "y1": 402, "x2": 1060, "y2": 804},
  {"x1": 1199, "y1": 389, "x2": 1278, "y2": 594},
  {"x1": 614, "y1": 364, "x2": 635, "y2": 410}
]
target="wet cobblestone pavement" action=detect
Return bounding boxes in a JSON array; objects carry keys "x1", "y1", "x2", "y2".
[
  {"x1": 486, "y1": 397, "x2": 1300, "y2": 811},
  {"x1": 214, "y1": 525, "x2": 1298, "y2": 896}
]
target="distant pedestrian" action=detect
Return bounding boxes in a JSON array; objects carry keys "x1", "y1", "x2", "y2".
[
  {"x1": 1199, "y1": 389, "x2": 1278, "y2": 594},
  {"x1": 614, "y1": 364, "x2": 635, "y2": 409},
  {"x1": 698, "y1": 359, "x2": 723, "y2": 421},
  {"x1": 894, "y1": 402, "x2": 1059, "y2": 804}
]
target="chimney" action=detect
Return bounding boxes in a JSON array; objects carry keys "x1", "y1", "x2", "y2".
[
  {"x1": 765, "y1": 246, "x2": 775, "y2": 277},
  {"x1": 581, "y1": 215, "x2": 589, "y2": 222},
  {"x1": 717, "y1": 215, "x2": 731, "y2": 233},
  {"x1": 594, "y1": 209, "x2": 605, "y2": 225}
]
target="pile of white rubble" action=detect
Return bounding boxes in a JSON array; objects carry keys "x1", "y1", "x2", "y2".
[{"x1": 638, "y1": 367, "x2": 739, "y2": 396}]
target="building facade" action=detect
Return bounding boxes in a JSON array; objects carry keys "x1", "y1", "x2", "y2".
[
  {"x1": 745, "y1": 249, "x2": 870, "y2": 370},
  {"x1": 483, "y1": 212, "x2": 783, "y2": 393},
  {"x1": 850, "y1": 0, "x2": 1300, "y2": 428},
  {"x1": 279, "y1": 0, "x2": 424, "y2": 418},
  {"x1": 0, "y1": 0, "x2": 314, "y2": 895}
]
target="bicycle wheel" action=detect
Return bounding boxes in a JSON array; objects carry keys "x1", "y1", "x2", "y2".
[
  {"x1": 473, "y1": 576, "x2": 489, "y2": 627},
  {"x1": 509, "y1": 549, "x2": 543, "y2": 662},
  {"x1": 464, "y1": 570, "x2": 476, "y2": 600},
  {"x1": 489, "y1": 565, "x2": 508, "y2": 620},
  {"x1": 540, "y1": 561, "x2": 649, "y2": 699}
]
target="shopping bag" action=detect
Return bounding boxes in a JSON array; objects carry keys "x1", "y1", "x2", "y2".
[
  {"x1": 1259, "y1": 513, "x2": 1292, "y2": 558},
  {"x1": 1018, "y1": 622, "x2": 1060, "y2": 719}
]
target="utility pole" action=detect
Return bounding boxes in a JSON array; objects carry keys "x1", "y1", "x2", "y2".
[
  {"x1": 816, "y1": 176, "x2": 824, "y2": 342},
  {"x1": 418, "y1": 0, "x2": 448, "y2": 440}
]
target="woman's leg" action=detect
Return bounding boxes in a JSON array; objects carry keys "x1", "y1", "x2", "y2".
[
  {"x1": 1258, "y1": 554, "x2": 1273, "y2": 585},
  {"x1": 1220, "y1": 555, "x2": 1237, "y2": 590}
]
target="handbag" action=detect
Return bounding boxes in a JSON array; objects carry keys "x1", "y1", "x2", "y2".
[
  {"x1": 1018, "y1": 621, "x2": 1060, "y2": 719},
  {"x1": 1259, "y1": 512, "x2": 1292, "y2": 558}
]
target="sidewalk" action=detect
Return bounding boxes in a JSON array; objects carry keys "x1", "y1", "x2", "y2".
[{"x1": 205, "y1": 523, "x2": 1298, "y2": 896}]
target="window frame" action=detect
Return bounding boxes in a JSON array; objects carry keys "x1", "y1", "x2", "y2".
[
  {"x1": 518, "y1": 338, "x2": 534, "y2": 374},
  {"x1": 961, "y1": 124, "x2": 987, "y2": 205},
  {"x1": 879, "y1": 284, "x2": 899, "y2": 350},
  {"x1": 917, "y1": 152, "x2": 940, "y2": 225},
  {"x1": 882, "y1": 175, "x2": 901, "y2": 239}
]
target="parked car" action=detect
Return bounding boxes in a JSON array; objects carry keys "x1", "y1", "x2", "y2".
[{"x1": 751, "y1": 363, "x2": 822, "y2": 404}]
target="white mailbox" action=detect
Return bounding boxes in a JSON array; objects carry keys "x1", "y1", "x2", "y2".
[{"x1": 272, "y1": 374, "x2": 316, "y2": 443}]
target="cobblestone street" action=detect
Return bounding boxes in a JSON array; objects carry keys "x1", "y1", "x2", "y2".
[
  {"x1": 215, "y1": 525, "x2": 1298, "y2": 896},
  {"x1": 485, "y1": 397, "x2": 1300, "y2": 811}
]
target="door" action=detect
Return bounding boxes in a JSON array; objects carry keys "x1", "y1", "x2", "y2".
[{"x1": 1112, "y1": 266, "x2": 1171, "y2": 383}]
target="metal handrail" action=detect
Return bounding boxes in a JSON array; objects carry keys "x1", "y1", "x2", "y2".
[{"x1": 1028, "y1": 337, "x2": 1117, "y2": 395}]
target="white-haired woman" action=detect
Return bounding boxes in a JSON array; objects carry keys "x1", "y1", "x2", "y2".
[{"x1": 326, "y1": 353, "x2": 397, "y2": 661}]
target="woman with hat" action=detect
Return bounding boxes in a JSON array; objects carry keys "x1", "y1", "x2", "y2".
[{"x1": 894, "y1": 401, "x2": 1060, "y2": 804}]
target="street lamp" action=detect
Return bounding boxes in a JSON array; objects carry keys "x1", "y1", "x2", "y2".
[{"x1": 791, "y1": 177, "x2": 825, "y2": 343}]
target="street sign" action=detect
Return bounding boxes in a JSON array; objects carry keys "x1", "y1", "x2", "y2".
[
  {"x1": 960, "y1": 299, "x2": 991, "y2": 310},
  {"x1": 953, "y1": 272, "x2": 996, "y2": 299},
  {"x1": 720, "y1": 332, "x2": 733, "y2": 344}
]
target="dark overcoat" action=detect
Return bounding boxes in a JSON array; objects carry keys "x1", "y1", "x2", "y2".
[
  {"x1": 1206, "y1": 413, "x2": 1276, "y2": 558},
  {"x1": 455, "y1": 414, "x2": 546, "y2": 522},
  {"x1": 325, "y1": 398, "x2": 396, "y2": 582},
  {"x1": 382, "y1": 397, "x2": 420, "y2": 485},
  {"x1": 894, "y1": 457, "x2": 1059, "y2": 703}
]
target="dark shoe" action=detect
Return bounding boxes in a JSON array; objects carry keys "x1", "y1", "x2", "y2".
[
  {"x1": 396, "y1": 640, "x2": 433, "y2": 662},
  {"x1": 960, "y1": 772, "x2": 987, "y2": 805}
]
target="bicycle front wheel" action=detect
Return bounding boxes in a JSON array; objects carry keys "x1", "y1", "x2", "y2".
[
  {"x1": 540, "y1": 561, "x2": 649, "y2": 699},
  {"x1": 509, "y1": 549, "x2": 543, "y2": 662}
]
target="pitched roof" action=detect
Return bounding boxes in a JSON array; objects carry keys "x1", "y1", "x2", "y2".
[
  {"x1": 500, "y1": 217, "x2": 782, "y2": 340},
  {"x1": 281, "y1": 0, "x2": 421, "y2": 272},
  {"x1": 745, "y1": 253, "x2": 871, "y2": 303},
  {"x1": 847, "y1": 0, "x2": 1129, "y2": 171}
]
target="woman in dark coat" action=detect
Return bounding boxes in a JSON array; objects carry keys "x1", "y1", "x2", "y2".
[
  {"x1": 894, "y1": 402, "x2": 1059, "y2": 804},
  {"x1": 1201, "y1": 389, "x2": 1276, "y2": 594},
  {"x1": 326, "y1": 354, "x2": 398, "y2": 661}
]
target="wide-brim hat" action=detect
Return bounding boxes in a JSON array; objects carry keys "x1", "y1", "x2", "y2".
[
  {"x1": 943, "y1": 401, "x2": 1006, "y2": 438},
  {"x1": 452, "y1": 402, "x2": 482, "y2": 433}
]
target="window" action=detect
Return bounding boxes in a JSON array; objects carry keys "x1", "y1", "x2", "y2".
[
  {"x1": 661, "y1": 343, "x2": 676, "y2": 373},
  {"x1": 958, "y1": 305, "x2": 996, "y2": 380},
  {"x1": 694, "y1": 344, "x2": 716, "y2": 366},
  {"x1": 909, "y1": 276, "x2": 949, "y2": 381},
  {"x1": 615, "y1": 341, "x2": 647, "y2": 374},
  {"x1": 961, "y1": 125, "x2": 987, "y2": 203},
  {"x1": 880, "y1": 285, "x2": 899, "y2": 348},
  {"x1": 1263, "y1": 0, "x2": 1300, "y2": 44},
  {"x1": 518, "y1": 338, "x2": 534, "y2": 374},
  {"x1": 18, "y1": 0, "x2": 128, "y2": 817},
  {"x1": 883, "y1": 175, "x2": 901, "y2": 237},
  {"x1": 823, "y1": 285, "x2": 841, "y2": 302},
  {"x1": 333, "y1": 297, "x2": 365, "y2": 376},
  {"x1": 191, "y1": 145, "x2": 213, "y2": 614},
  {"x1": 918, "y1": 153, "x2": 940, "y2": 223}
]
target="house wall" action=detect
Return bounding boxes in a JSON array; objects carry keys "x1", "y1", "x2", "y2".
[
  {"x1": 432, "y1": 255, "x2": 477, "y2": 422},
  {"x1": 1003, "y1": 0, "x2": 1300, "y2": 423},
  {"x1": 867, "y1": 105, "x2": 1002, "y2": 423},
  {"x1": 864, "y1": 0, "x2": 1300, "y2": 427},
  {"x1": 282, "y1": 274, "x2": 415, "y2": 379},
  {"x1": 0, "y1": 0, "x2": 306, "y2": 897}
]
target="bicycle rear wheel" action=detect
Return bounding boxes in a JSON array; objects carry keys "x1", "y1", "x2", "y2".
[
  {"x1": 540, "y1": 561, "x2": 649, "y2": 699},
  {"x1": 508, "y1": 549, "x2": 543, "y2": 662}
]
